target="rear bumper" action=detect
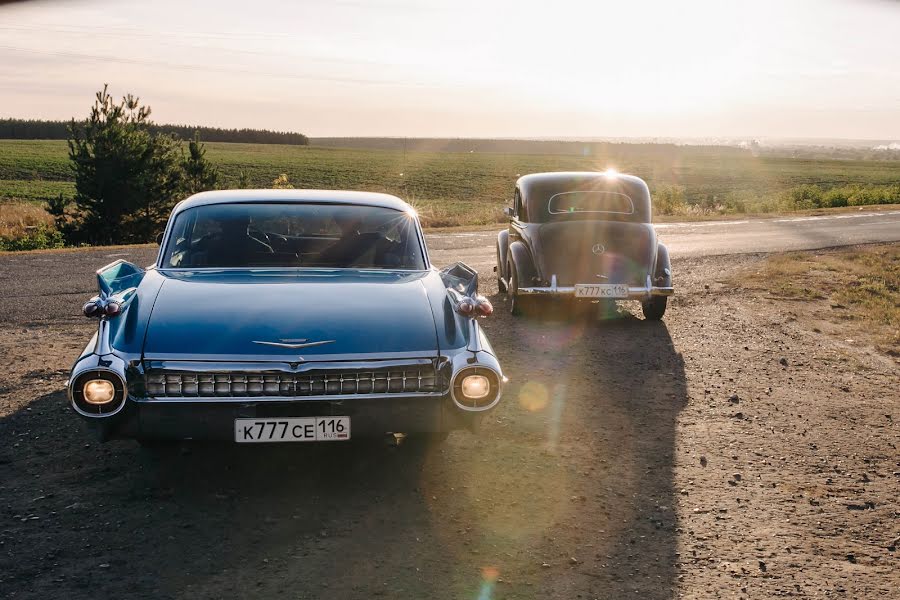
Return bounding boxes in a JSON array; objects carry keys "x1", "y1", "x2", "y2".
[
  {"x1": 518, "y1": 284, "x2": 674, "y2": 299},
  {"x1": 81, "y1": 394, "x2": 487, "y2": 442}
]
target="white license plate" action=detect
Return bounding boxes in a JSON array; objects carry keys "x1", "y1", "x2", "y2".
[
  {"x1": 575, "y1": 283, "x2": 630, "y2": 298},
  {"x1": 234, "y1": 417, "x2": 351, "y2": 443}
]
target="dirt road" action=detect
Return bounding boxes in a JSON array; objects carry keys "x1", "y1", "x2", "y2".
[{"x1": 0, "y1": 230, "x2": 897, "y2": 599}]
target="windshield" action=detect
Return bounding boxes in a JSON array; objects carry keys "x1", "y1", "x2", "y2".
[{"x1": 161, "y1": 203, "x2": 426, "y2": 269}]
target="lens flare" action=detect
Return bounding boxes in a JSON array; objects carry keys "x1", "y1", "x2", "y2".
[
  {"x1": 518, "y1": 380, "x2": 549, "y2": 412},
  {"x1": 476, "y1": 567, "x2": 500, "y2": 600}
]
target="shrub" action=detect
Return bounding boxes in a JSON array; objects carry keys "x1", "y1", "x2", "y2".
[
  {"x1": 784, "y1": 184, "x2": 824, "y2": 209},
  {"x1": 0, "y1": 224, "x2": 64, "y2": 251},
  {"x1": 652, "y1": 184, "x2": 687, "y2": 215},
  {"x1": 821, "y1": 187, "x2": 851, "y2": 208}
]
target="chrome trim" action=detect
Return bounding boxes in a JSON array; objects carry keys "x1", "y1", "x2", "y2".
[
  {"x1": 95, "y1": 319, "x2": 112, "y2": 356},
  {"x1": 251, "y1": 339, "x2": 336, "y2": 350},
  {"x1": 68, "y1": 363, "x2": 128, "y2": 419},
  {"x1": 156, "y1": 267, "x2": 431, "y2": 275},
  {"x1": 466, "y1": 319, "x2": 483, "y2": 353},
  {"x1": 145, "y1": 358, "x2": 436, "y2": 372},
  {"x1": 517, "y1": 285, "x2": 674, "y2": 298},
  {"x1": 142, "y1": 351, "x2": 438, "y2": 363},
  {"x1": 449, "y1": 365, "x2": 503, "y2": 412},
  {"x1": 142, "y1": 358, "x2": 444, "y2": 399},
  {"x1": 136, "y1": 391, "x2": 445, "y2": 404}
]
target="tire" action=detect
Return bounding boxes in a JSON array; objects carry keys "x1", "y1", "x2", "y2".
[
  {"x1": 641, "y1": 296, "x2": 667, "y2": 321},
  {"x1": 508, "y1": 262, "x2": 532, "y2": 316},
  {"x1": 496, "y1": 246, "x2": 507, "y2": 293}
]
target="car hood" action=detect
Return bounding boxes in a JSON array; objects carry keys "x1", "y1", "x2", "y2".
[{"x1": 142, "y1": 269, "x2": 440, "y2": 360}]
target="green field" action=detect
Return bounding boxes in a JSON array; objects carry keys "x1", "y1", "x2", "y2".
[{"x1": 1, "y1": 139, "x2": 899, "y2": 230}]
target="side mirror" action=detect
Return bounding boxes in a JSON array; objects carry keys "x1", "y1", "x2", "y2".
[
  {"x1": 155, "y1": 232, "x2": 164, "y2": 245},
  {"x1": 503, "y1": 207, "x2": 514, "y2": 219}
]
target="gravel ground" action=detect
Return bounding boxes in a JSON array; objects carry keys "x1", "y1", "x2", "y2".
[{"x1": 0, "y1": 245, "x2": 897, "y2": 599}]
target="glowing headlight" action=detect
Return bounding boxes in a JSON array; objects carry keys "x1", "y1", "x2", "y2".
[
  {"x1": 460, "y1": 374, "x2": 490, "y2": 399},
  {"x1": 83, "y1": 379, "x2": 115, "y2": 405}
]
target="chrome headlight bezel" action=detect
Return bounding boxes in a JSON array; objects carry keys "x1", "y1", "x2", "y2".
[
  {"x1": 70, "y1": 368, "x2": 127, "y2": 417},
  {"x1": 450, "y1": 366, "x2": 501, "y2": 411}
]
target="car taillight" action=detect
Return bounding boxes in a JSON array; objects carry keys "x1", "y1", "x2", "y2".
[
  {"x1": 457, "y1": 298, "x2": 475, "y2": 316},
  {"x1": 83, "y1": 301, "x2": 102, "y2": 318},
  {"x1": 455, "y1": 295, "x2": 492, "y2": 318},
  {"x1": 474, "y1": 296, "x2": 493, "y2": 317}
]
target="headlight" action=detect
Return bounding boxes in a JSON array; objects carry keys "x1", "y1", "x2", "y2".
[
  {"x1": 460, "y1": 374, "x2": 490, "y2": 399},
  {"x1": 83, "y1": 379, "x2": 115, "y2": 405}
]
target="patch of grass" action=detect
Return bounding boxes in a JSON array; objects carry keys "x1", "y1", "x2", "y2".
[
  {"x1": 741, "y1": 244, "x2": 900, "y2": 352},
  {"x1": 0, "y1": 179, "x2": 75, "y2": 203},
  {"x1": 0, "y1": 201, "x2": 63, "y2": 251}
]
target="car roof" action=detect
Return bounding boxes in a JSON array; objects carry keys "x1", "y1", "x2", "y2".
[
  {"x1": 516, "y1": 172, "x2": 652, "y2": 223},
  {"x1": 172, "y1": 189, "x2": 413, "y2": 216},
  {"x1": 517, "y1": 171, "x2": 649, "y2": 192}
]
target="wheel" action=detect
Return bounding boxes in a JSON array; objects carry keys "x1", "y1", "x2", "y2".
[
  {"x1": 508, "y1": 262, "x2": 534, "y2": 316},
  {"x1": 496, "y1": 246, "x2": 507, "y2": 293},
  {"x1": 641, "y1": 296, "x2": 667, "y2": 321}
]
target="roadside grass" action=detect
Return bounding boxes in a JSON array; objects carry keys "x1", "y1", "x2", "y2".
[
  {"x1": 0, "y1": 201, "x2": 63, "y2": 251},
  {"x1": 0, "y1": 201, "x2": 54, "y2": 237},
  {"x1": 740, "y1": 244, "x2": 900, "y2": 353}
]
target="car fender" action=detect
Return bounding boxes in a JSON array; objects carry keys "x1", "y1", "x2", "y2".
[
  {"x1": 496, "y1": 229, "x2": 509, "y2": 280},
  {"x1": 654, "y1": 242, "x2": 672, "y2": 287},
  {"x1": 508, "y1": 240, "x2": 537, "y2": 288}
]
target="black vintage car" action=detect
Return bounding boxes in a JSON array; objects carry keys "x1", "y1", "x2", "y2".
[{"x1": 496, "y1": 171, "x2": 674, "y2": 319}]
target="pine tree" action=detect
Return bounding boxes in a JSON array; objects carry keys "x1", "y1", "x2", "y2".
[
  {"x1": 181, "y1": 133, "x2": 219, "y2": 195},
  {"x1": 65, "y1": 85, "x2": 183, "y2": 244}
]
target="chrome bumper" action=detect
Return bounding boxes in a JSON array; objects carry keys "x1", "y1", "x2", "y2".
[{"x1": 518, "y1": 284, "x2": 674, "y2": 299}]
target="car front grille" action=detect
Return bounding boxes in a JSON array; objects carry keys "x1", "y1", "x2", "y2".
[{"x1": 144, "y1": 365, "x2": 441, "y2": 398}]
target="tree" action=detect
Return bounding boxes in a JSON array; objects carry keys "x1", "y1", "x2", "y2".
[
  {"x1": 181, "y1": 133, "x2": 219, "y2": 195},
  {"x1": 63, "y1": 85, "x2": 183, "y2": 245}
]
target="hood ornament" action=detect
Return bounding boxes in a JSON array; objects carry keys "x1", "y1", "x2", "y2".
[
  {"x1": 252, "y1": 338, "x2": 336, "y2": 349},
  {"x1": 592, "y1": 243, "x2": 606, "y2": 255}
]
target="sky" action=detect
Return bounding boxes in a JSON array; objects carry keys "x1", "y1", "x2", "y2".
[{"x1": 1, "y1": 0, "x2": 899, "y2": 140}]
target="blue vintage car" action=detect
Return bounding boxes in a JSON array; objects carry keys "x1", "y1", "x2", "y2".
[{"x1": 68, "y1": 190, "x2": 503, "y2": 444}]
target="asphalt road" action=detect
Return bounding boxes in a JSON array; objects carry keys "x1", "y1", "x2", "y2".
[
  {"x1": 2, "y1": 211, "x2": 898, "y2": 322},
  {"x1": 427, "y1": 209, "x2": 900, "y2": 272}
]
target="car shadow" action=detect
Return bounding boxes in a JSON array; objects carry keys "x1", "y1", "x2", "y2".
[
  {"x1": 479, "y1": 292, "x2": 687, "y2": 599},
  {"x1": 1, "y1": 297, "x2": 685, "y2": 600}
]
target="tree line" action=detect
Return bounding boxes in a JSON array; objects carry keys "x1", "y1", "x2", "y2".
[{"x1": 0, "y1": 118, "x2": 308, "y2": 146}]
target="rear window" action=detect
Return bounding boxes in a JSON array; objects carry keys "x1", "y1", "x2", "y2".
[
  {"x1": 548, "y1": 191, "x2": 635, "y2": 216},
  {"x1": 161, "y1": 203, "x2": 426, "y2": 270}
]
